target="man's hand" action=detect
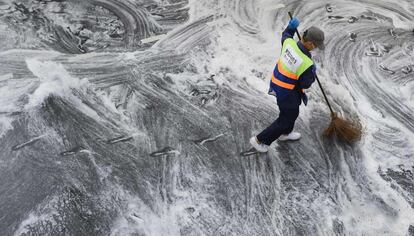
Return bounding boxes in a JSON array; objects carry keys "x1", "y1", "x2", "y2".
[{"x1": 288, "y1": 17, "x2": 300, "y2": 30}]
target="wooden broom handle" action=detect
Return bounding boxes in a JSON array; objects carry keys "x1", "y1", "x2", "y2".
[{"x1": 288, "y1": 12, "x2": 335, "y2": 115}]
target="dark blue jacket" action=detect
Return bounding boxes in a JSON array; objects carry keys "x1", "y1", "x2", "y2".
[{"x1": 269, "y1": 26, "x2": 316, "y2": 108}]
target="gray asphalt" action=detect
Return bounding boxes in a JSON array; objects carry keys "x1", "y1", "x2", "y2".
[{"x1": 0, "y1": 0, "x2": 413, "y2": 235}]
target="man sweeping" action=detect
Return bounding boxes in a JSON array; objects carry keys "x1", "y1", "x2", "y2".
[{"x1": 250, "y1": 17, "x2": 325, "y2": 153}]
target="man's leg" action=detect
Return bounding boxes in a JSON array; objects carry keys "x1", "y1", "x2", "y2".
[
  {"x1": 281, "y1": 106, "x2": 300, "y2": 135},
  {"x1": 256, "y1": 106, "x2": 299, "y2": 146}
]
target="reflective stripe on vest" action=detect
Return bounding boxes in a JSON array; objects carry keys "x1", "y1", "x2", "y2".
[
  {"x1": 272, "y1": 74, "x2": 295, "y2": 90},
  {"x1": 272, "y1": 38, "x2": 313, "y2": 90},
  {"x1": 277, "y1": 60, "x2": 299, "y2": 80}
]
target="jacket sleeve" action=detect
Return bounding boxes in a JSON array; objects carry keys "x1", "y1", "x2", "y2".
[
  {"x1": 281, "y1": 26, "x2": 296, "y2": 45},
  {"x1": 298, "y1": 65, "x2": 316, "y2": 89}
]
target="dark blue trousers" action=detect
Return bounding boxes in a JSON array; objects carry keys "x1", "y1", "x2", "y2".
[{"x1": 257, "y1": 105, "x2": 300, "y2": 145}]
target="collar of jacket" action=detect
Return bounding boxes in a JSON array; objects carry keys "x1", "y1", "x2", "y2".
[{"x1": 297, "y1": 41, "x2": 312, "y2": 58}]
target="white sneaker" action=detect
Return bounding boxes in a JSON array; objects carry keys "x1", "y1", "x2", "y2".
[
  {"x1": 278, "y1": 132, "x2": 301, "y2": 141},
  {"x1": 249, "y1": 136, "x2": 269, "y2": 153}
]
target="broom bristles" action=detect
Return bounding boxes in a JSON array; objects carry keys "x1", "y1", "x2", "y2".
[{"x1": 323, "y1": 114, "x2": 362, "y2": 143}]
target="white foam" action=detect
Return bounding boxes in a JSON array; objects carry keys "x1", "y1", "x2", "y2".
[
  {"x1": 400, "y1": 80, "x2": 414, "y2": 104},
  {"x1": 0, "y1": 73, "x2": 33, "y2": 137},
  {"x1": 14, "y1": 198, "x2": 59, "y2": 236},
  {"x1": 25, "y1": 59, "x2": 88, "y2": 109},
  {"x1": 110, "y1": 189, "x2": 185, "y2": 236},
  {"x1": 200, "y1": 22, "x2": 278, "y2": 99},
  {"x1": 0, "y1": 116, "x2": 14, "y2": 138}
]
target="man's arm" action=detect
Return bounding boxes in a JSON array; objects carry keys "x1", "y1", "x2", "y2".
[
  {"x1": 281, "y1": 18, "x2": 299, "y2": 44},
  {"x1": 281, "y1": 27, "x2": 296, "y2": 44},
  {"x1": 299, "y1": 65, "x2": 316, "y2": 89}
]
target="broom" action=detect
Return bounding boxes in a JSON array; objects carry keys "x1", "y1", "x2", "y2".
[{"x1": 288, "y1": 12, "x2": 362, "y2": 143}]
